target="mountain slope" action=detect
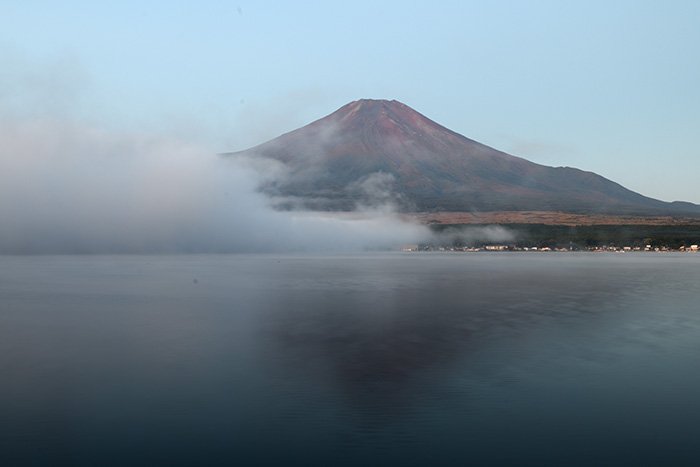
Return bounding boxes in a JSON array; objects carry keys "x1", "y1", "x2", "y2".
[{"x1": 227, "y1": 99, "x2": 700, "y2": 216}]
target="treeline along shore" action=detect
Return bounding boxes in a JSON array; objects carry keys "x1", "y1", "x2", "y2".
[{"x1": 427, "y1": 223, "x2": 700, "y2": 251}]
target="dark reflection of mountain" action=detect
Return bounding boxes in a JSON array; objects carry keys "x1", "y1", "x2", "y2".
[{"x1": 262, "y1": 255, "x2": 627, "y2": 417}]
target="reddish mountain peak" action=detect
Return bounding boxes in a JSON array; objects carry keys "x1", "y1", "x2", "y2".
[
  {"x1": 341, "y1": 98, "x2": 402, "y2": 110},
  {"x1": 243, "y1": 98, "x2": 504, "y2": 168},
  {"x1": 334, "y1": 98, "x2": 426, "y2": 123},
  {"x1": 321, "y1": 98, "x2": 463, "y2": 145},
  {"x1": 227, "y1": 99, "x2": 700, "y2": 215}
]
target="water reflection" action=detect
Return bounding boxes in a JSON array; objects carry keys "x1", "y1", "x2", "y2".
[
  {"x1": 3, "y1": 254, "x2": 700, "y2": 466},
  {"x1": 263, "y1": 254, "x2": 627, "y2": 414}
]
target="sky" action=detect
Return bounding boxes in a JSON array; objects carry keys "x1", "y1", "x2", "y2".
[{"x1": 2, "y1": 0, "x2": 699, "y2": 205}]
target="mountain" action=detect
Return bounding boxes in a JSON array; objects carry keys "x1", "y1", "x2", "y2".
[{"x1": 226, "y1": 99, "x2": 700, "y2": 216}]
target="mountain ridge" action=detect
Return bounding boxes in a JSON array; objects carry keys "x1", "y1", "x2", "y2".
[{"x1": 227, "y1": 99, "x2": 700, "y2": 217}]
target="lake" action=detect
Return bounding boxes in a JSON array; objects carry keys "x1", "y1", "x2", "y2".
[{"x1": 2, "y1": 253, "x2": 699, "y2": 466}]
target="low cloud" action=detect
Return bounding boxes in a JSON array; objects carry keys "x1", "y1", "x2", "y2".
[
  {"x1": 348, "y1": 172, "x2": 404, "y2": 210},
  {"x1": 0, "y1": 116, "x2": 429, "y2": 254},
  {"x1": 0, "y1": 52, "x2": 431, "y2": 254},
  {"x1": 431, "y1": 225, "x2": 516, "y2": 246}
]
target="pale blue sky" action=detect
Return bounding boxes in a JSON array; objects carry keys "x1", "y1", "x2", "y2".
[{"x1": 2, "y1": 0, "x2": 699, "y2": 202}]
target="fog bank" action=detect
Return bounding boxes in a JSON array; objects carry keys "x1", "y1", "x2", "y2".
[{"x1": 0, "y1": 116, "x2": 430, "y2": 253}]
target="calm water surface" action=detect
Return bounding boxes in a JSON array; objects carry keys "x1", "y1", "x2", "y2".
[{"x1": 1, "y1": 253, "x2": 700, "y2": 466}]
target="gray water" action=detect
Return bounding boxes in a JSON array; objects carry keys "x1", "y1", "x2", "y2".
[{"x1": 1, "y1": 253, "x2": 700, "y2": 466}]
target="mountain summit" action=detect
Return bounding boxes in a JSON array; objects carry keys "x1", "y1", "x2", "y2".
[{"x1": 228, "y1": 99, "x2": 700, "y2": 215}]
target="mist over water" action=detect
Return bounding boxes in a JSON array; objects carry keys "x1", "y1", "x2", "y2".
[
  {"x1": 0, "y1": 115, "x2": 431, "y2": 253},
  {"x1": 2, "y1": 253, "x2": 700, "y2": 466}
]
